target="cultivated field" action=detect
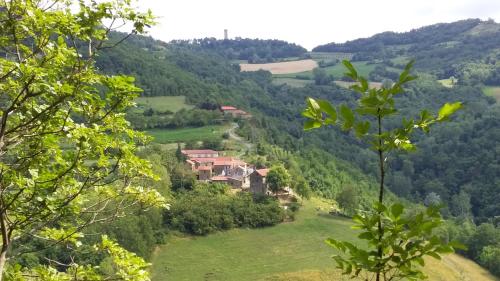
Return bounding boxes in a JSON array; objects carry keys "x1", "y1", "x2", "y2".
[
  {"x1": 151, "y1": 198, "x2": 497, "y2": 281},
  {"x1": 272, "y1": 77, "x2": 312, "y2": 88},
  {"x1": 146, "y1": 125, "x2": 227, "y2": 143},
  {"x1": 322, "y1": 61, "x2": 377, "y2": 78},
  {"x1": 134, "y1": 96, "x2": 193, "y2": 113},
  {"x1": 240, "y1": 59, "x2": 318, "y2": 74}
]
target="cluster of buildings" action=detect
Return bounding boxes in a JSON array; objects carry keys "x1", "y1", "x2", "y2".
[
  {"x1": 220, "y1": 106, "x2": 252, "y2": 119},
  {"x1": 182, "y1": 149, "x2": 270, "y2": 194}
]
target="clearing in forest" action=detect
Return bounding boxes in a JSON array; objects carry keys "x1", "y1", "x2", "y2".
[
  {"x1": 240, "y1": 59, "x2": 318, "y2": 74},
  {"x1": 134, "y1": 96, "x2": 193, "y2": 113},
  {"x1": 146, "y1": 125, "x2": 228, "y2": 143}
]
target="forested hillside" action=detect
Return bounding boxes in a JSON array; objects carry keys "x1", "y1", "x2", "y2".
[
  {"x1": 313, "y1": 19, "x2": 500, "y2": 82},
  {"x1": 97, "y1": 28, "x2": 499, "y2": 222},
  {"x1": 170, "y1": 38, "x2": 308, "y2": 63}
]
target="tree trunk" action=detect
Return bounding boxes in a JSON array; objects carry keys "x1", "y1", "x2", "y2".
[
  {"x1": 376, "y1": 114, "x2": 385, "y2": 281},
  {"x1": 0, "y1": 210, "x2": 9, "y2": 281},
  {"x1": 0, "y1": 248, "x2": 7, "y2": 281}
]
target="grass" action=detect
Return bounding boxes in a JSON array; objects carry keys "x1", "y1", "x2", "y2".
[
  {"x1": 322, "y1": 61, "x2": 377, "y2": 78},
  {"x1": 272, "y1": 77, "x2": 312, "y2": 88},
  {"x1": 482, "y1": 86, "x2": 500, "y2": 102},
  {"x1": 334, "y1": 80, "x2": 382, "y2": 89},
  {"x1": 134, "y1": 96, "x2": 193, "y2": 113},
  {"x1": 309, "y1": 52, "x2": 353, "y2": 61},
  {"x1": 273, "y1": 70, "x2": 313, "y2": 79},
  {"x1": 146, "y1": 125, "x2": 227, "y2": 143},
  {"x1": 150, "y1": 198, "x2": 497, "y2": 281}
]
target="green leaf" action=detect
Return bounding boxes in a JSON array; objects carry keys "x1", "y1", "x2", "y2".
[
  {"x1": 317, "y1": 99, "x2": 337, "y2": 122},
  {"x1": 415, "y1": 256, "x2": 425, "y2": 266},
  {"x1": 358, "y1": 232, "x2": 373, "y2": 240},
  {"x1": 342, "y1": 60, "x2": 358, "y2": 80},
  {"x1": 354, "y1": 121, "x2": 370, "y2": 137},
  {"x1": 304, "y1": 120, "x2": 322, "y2": 130},
  {"x1": 340, "y1": 104, "x2": 355, "y2": 130},
  {"x1": 306, "y1": 97, "x2": 320, "y2": 112},
  {"x1": 391, "y1": 203, "x2": 404, "y2": 218},
  {"x1": 427, "y1": 252, "x2": 441, "y2": 260},
  {"x1": 437, "y1": 102, "x2": 462, "y2": 121}
]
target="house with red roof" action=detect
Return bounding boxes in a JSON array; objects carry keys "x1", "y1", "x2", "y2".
[
  {"x1": 220, "y1": 106, "x2": 252, "y2": 119},
  {"x1": 250, "y1": 168, "x2": 270, "y2": 194},
  {"x1": 183, "y1": 149, "x2": 252, "y2": 189}
]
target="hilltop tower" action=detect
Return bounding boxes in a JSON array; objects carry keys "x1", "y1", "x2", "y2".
[{"x1": 224, "y1": 29, "x2": 228, "y2": 40}]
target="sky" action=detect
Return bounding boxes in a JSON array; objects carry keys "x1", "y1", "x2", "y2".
[{"x1": 134, "y1": 0, "x2": 500, "y2": 50}]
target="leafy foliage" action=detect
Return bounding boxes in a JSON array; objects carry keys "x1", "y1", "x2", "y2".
[
  {"x1": 165, "y1": 186, "x2": 285, "y2": 235},
  {"x1": 0, "y1": 0, "x2": 166, "y2": 279}
]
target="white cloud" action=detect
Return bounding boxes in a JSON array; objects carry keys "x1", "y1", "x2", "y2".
[{"x1": 133, "y1": 0, "x2": 500, "y2": 50}]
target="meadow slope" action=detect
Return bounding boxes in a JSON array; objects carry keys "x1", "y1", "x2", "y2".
[{"x1": 151, "y1": 198, "x2": 497, "y2": 281}]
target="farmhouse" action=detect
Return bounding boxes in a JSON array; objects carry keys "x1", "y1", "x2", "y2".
[
  {"x1": 249, "y1": 168, "x2": 270, "y2": 194},
  {"x1": 220, "y1": 105, "x2": 252, "y2": 119},
  {"x1": 184, "y1": 150, "x2": 253, "y2": 189}
]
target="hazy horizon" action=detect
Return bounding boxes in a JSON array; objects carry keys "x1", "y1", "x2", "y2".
[{"x1": 134, "y1": 0, "x2": 500, "y2": 50}]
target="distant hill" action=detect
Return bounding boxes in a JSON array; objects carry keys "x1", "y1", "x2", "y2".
[
  {"x1": 170, "y1": 38, "x2": 308, "y2": 63},
  {"x1": 313, "y1": 19, "x2": 500, "y2": 80}
]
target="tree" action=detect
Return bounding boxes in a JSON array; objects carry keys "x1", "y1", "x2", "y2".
[
  {"x1": 450, "y1": 190, "x2": 472, "y2": 218},
  {"x1": 479, "y1": 245, "x2": 500, "y2": 276},
  {"x1": 267, "y1": 165, "x2": 291, "y2": 195},
  {"x1": 302, "y1": 60, "x2": 463, "y2": 280},
  {"x1": 176, "y1": 143, "x2": 185, "y2": 161},
  {"x1": 424, "y1": 192, "x2": 442, "y2": 207},
  {"x1": 0, "y1": 1, "x2": 166, "y2": 279},
  {"x1": 313, "y1": 67, "x2": 333, "y2": 85},
  {"x1": 293, "y1": 177, "x2": 312, "y2": 201},
  {"x1": 336, "y1": 186, "x2": 359, "y2": 216}
]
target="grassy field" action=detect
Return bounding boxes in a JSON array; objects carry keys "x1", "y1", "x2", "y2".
[
  {"x1": 150, "y1": 198, "x2": 497, "y2": 281},
  {"x1": 309, "y1": 52, "x2": 353, "y2": 61},
  {"x1": 240, "y1": 60, "x2": 318, "y2": 74},
  {"x1": 483, "y1": 86, "x2": 500, "y2": 102},
  {"x1": 134, "y1": 96, "x2": 193, "y2": 113},
  {"x1": 273, "y1": 70, "x2": 313, "y2": 79},
  {"x1": 272, "y1": 77, "x2": 312, "y2": 88},
  {"x1": 146, "y1": 125, "x2": 227, "y2": 143},
  {"x1": 334, "y1": 80, "x2": 382, "y2": 89},
  {"x1": 322, "y1": 61, "x2": 377, "y2": 78}
]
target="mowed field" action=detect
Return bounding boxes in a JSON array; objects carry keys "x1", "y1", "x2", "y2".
[
  {"x1": 272, "y1": 77, "x2": 312, "y2": 88},
  {"x1": 150, "y1": 198, "x2": 497, "y2": 281},
  {"x1": 134, "y1": 96, "x2": 193, "y2": 113},
  {"x1": 240, "y1": 59, "x2": 318, "y2": 74},
  {"x1": 146, "y1": 125, "x2": 228, "y2": 143}
]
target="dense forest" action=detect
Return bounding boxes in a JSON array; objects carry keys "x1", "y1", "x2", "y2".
[
  {"x1": 313, "y1": 19, "x2": 500, "y2": 81},
  {"x1": 170, "y1": 38, "x2": 308, "y2": 63}
]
